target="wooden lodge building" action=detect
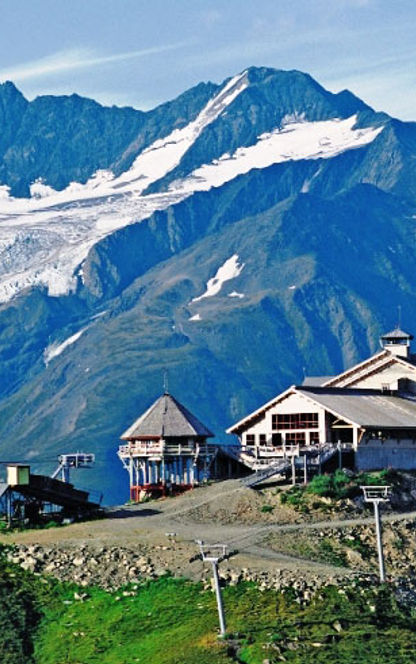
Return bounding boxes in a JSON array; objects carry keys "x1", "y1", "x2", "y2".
[
  {"x1": 118, "y1": 392, "x2": 217, "y2": 501},
  {"x1": 118, "y1": 328, "x2": 416, "y2": 500},
  {"x1": 227, "y1": 328, "x2": 416, "y2": 473}
]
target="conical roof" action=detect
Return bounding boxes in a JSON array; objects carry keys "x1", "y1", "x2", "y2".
[{"x1": 121, "y1": 393, "x2": 214, "y2": 440}]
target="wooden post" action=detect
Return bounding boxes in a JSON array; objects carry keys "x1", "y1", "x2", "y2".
[
  {"x1": 338, "y1": 440, "x2": 342, "y2": 470},
  {"x1": 7, "y1": 489, "x2": 12, "y2": 527},
  {"x1": 129, "y1": 459, "x2": 133, "y2": 493}
]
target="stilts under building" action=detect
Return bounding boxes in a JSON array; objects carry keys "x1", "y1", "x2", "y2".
[{"x1": 118, "y1": 392, "x2": 217, "y2": 501}]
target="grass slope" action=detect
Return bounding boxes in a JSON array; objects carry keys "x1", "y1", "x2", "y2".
[{"x1": 2, "y1": 545, "x2": 416, "y2": 663}]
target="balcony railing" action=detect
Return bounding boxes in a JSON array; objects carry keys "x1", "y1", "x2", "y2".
[
  {"x1": 118, "y1": 441, "x2": 218, "y2": 458},
  {"x1": 222, "y1": 441, "x2": 353, "y2": 470}
]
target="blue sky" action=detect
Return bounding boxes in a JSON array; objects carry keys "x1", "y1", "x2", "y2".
[{"x1": 1, "y1": 0, "x2": 415, "y2": 120}]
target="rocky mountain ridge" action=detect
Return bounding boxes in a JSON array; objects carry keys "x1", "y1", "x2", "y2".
[{"x1": 1, "y1": 67, "x2": 416, "y2": 502}]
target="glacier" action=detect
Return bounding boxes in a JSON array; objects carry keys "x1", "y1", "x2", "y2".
[{"x1": 0, "y1": 72, "x2": 383, "y2": 304}]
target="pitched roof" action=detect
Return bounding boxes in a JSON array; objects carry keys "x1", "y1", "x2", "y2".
[
  {"x1": 323, "y1": 349, "x2": 416, "y2": 388},
  {"x1": 121, "y1": 393, "x2": 214, "y2": 439},
  {"x1": 226, "y1": 386, "x2": 296, "y2": 434},
  {"x1": 298, "y1": 386, "x2": 416, "y2": 429},
  {"x1": 302, "y1": 376, "x2": 333, "y2": 387},
  {"x1": 381, "y1": 327, "x2": 414, "y2": 340}
]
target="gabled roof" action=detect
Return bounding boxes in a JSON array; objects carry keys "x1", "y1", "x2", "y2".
[
  {"x1": 226, "y1": 386, "x2": 297, "y2": 434},
  {"x1": 298, "y1": 386, "x2": 416, "y2": 429},
  {"x1": 322, "y1": 349, "x2": 416, "y2": 388},
  {"x1": 121, "y1": 393, "x2": 214, "y2": 440},
  {"x1": 228, "y1": 384, "x2": 416, "y2": 435},
  {"x1": 322, "y1": 349, "x2": 389, "y2": 387},
  {"x1": 302, "y1": 376, "x2": 333, "y2": 387}
]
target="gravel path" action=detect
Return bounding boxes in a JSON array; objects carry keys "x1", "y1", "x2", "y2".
[{"x1": 2, "y1": 480, "x2": 416, "y2": 579}]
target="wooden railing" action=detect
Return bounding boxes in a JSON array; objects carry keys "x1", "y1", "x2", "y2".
[
  {"x1": 221, "y1": 441, "x2": 353, "y2": 471},
  {"x1": 118, "y1": 442, "x2": 218, "y2": 457}
]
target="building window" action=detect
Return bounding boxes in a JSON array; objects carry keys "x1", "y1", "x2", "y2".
[
  {"x1": 310, "y1": 432, "x2": 320, "y2": 445},
  {"x1": 272, "y1": 413, "x2": 319, "y2": 430},
  {"x1": 246, "y1": 434, "x2": 255, "y2": 446},
  {"x1": 285, "y1": 432, "x2": 306, "y2": 446},
  {"x1": 271, "y1": 433, "x2": 282, "y2": 447},
  {"x1": 259, "y1": 434, "x2": 267, "y2": 446}
]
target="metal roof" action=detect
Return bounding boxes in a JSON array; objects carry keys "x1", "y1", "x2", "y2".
[
  {"x1": 121, "y1": 393, "x2": 214, "y2": 439},
  {"x1": 302, "y1": 376, "x2": 333, "y2": 387},
  {"x1": 298, "y1": 387, "x2": 416, "y2": 429},
  {"x1": 381, "y1": 327, "x2": 414, "y2": 340}
]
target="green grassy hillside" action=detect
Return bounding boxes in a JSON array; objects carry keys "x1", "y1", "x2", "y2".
[{"x1": 2, "y1": 545, "x2": 416, "y2": 664}]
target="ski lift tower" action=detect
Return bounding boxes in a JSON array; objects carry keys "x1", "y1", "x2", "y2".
[
  {"x1": 51, "y1": 453, "x2": 95, "y2": 483},
  {"x1": 361, "y1": 485, "x2": 391, "y2": 582},
  {"x1": 197, "y1": 541, "x2": 227, "y2": 637}
]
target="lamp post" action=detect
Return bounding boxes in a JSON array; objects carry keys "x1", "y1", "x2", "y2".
[
  {"x1": 197, "y1": 540, "x2": 227, "y2": 637},
  {"x1": 361, "y1": 485, "x2": 391, "y2": 582}
]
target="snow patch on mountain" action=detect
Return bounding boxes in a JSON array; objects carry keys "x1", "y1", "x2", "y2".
[
  {"x1": 0, "y1": 73, "x2": 382, "y2": 305},
  {"x1": 172, "y1": 116, "x2": 383, "y2": 193},
  {"x1": 44, "y1": 326, "x2": 89, "y2": 365},
  {"x1": 192, "y1": 255, "x2": 245, "y2": 302},
  {"x1": 0, "y1": 72, "x2": 249, "y2": 302}
]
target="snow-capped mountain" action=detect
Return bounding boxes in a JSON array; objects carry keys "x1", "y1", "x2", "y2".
[
  {"x1": 0, "y1": 70, "x2": 382, "y2": 302},
  {"x1": 1, "y1": 66, "x2": 415, "y2": 502}
]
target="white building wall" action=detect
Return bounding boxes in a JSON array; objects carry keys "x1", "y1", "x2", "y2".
[
  {"x1": 240, "y1": 392, "x2": 326, "y2": 448},
  {"x1": 352, "y1": 363, "x2": 416, "y2": 391}
]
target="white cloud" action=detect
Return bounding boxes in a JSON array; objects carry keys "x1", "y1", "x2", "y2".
[{"x1": 0, "y1": 41, "x2": 192, "y2": 83}]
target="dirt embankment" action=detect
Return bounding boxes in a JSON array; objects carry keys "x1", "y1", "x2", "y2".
[{"x1": 2, "y1": 477, "x2": 416, "y2": 593}]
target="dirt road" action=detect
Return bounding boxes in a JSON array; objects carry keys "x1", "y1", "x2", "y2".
[{"x1": 2, "y1": 480, "x2": 416, "y2": 580}]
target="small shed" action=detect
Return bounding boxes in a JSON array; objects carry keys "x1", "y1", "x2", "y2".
[{"x1": 7, "y1": 464, "x2": 30, "y2": 487}]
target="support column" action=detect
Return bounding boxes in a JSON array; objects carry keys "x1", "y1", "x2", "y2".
[
  {"x1": 212, "y1": 561, "x2": 226, "y2": 637},
  {"x1": 374, "y1": 501, "x2": 385, "y2": 582},
  {"x1": 291, "y1": 455, "x2": 296, "y2": 486},
  {"x1": 129, "y1": 459, "x2": 134, "y2": 492},
  {"x1": 303, "y1": 454, "x2": 308, "y2": 484},
  {"x1": 353, "y1": 427, "x2": 359, "y2": 451}
]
